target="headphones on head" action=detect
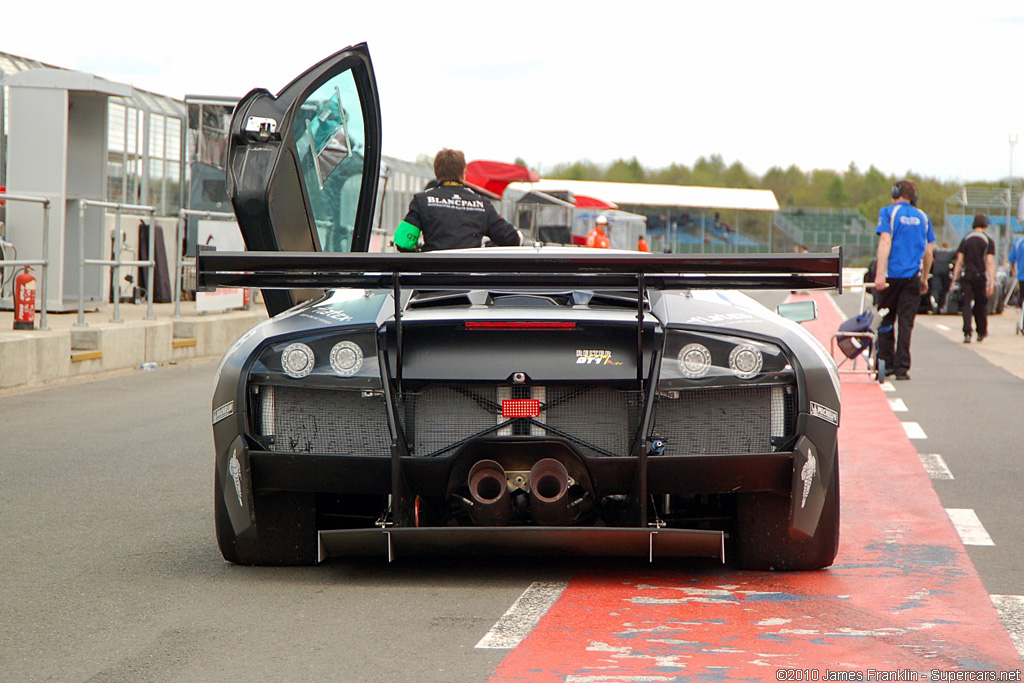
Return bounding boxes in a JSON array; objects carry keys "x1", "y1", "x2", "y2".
[{"x1": 891, "y1": 180, "x2": 919, "y2": 204}]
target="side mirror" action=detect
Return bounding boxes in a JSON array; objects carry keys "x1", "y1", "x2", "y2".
[{"x1": 777, "y1": 299, "x2": 818, "y2": 323}]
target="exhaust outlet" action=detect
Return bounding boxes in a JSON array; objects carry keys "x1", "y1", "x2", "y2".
[
  {"x1": 529, "y1": 458, "x2": 572, "y2": 526},
  {"x1": 468, "y1": 459, "x2": 512, "y2": 526}
]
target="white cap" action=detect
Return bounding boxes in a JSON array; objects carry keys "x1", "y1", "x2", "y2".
[{"x1": 595, "y1": 215, "x2": 608, "y2": 225}]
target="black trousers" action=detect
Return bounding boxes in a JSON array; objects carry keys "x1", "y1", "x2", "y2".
[
  {"x1": 877, "y1": 277, "x2": 921, "y2": 376},
  {"x1": 960, "y1": 275, "x2": 988, "y2": 337}
]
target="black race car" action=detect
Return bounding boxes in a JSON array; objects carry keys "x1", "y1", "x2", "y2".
[{"x1": 199, "y1": 44, "x2": 843, "y2": 570}]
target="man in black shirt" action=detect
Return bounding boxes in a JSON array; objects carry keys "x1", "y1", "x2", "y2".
[
  {"x1": 399, "y1": 149, "x2": 523, "y2": 252},
  {"x1": 950, "y1": 213, "x2": 996, "y2": 343}
]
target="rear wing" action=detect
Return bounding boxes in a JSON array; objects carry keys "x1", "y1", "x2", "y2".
[{"x1": 197, "y1": 248, "x2": 843, "y2": 293}]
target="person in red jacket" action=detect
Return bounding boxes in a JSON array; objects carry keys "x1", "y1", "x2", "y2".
[
  {"x1": 637, "y1": 235, "x2": 650, "y2": 252},
  {"x1": 585, "y1": 215, "x2": 610, "y2": 249}
]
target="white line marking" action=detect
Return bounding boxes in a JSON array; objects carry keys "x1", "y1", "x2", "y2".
[
  {"x1": 946, "y1": 508, "x2": 995, "y2": 546},
  {"x1": 919, "y1": 453, "x2": 954, "y2": 480},
  {"x1": 822, "y1": 291, "x2": 847, "y2": 321},
  {"x1": 881, "y1": 381, "x2": 895, "y2": 392},
  {"x1": 991, "y1": 595, "x2": 1024, "y2": 658},
  {"x1": 936, "y1": 323, "x2": 952, "y2": 331},
  {"x1": 901, "y1": 421, "x2": 927, "y2": 439},
  {"x1": 476, "y1": 581, "x2": 568, "y2": 649},
  {"x1": 888, "y1": 398, "x2": 908, "y2": 412}
]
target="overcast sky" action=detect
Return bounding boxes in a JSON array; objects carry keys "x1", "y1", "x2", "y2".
[{"x1": 5, "y1": 1, "x2": 1023, "y2": 183}]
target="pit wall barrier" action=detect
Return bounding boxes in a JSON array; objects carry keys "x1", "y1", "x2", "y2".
[{"x1": 0, "y1": 305, "x2": 267, "y2": 392}]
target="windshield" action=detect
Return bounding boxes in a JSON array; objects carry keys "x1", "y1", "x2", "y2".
[{"x1": 293, "y1": 70, "x2": 366, "y2": 252}]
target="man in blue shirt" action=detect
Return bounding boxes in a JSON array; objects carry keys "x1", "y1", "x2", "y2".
[
  {"x1": 1008, "y1": 234, "x2": 1024, "y2": 310},
  {"x1": 874, "y1": 179, "x2": 936, "y2": 380}
]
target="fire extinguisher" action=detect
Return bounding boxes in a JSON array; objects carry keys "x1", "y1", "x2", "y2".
[{"x1": 14, "y1": 266, "x2": 36, "y2": 330}]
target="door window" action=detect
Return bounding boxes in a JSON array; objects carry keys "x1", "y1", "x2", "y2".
[{"x1": 292, "y1": 70, "x2": 366, "y2": 253}]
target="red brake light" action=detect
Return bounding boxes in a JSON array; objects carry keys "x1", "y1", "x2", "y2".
[
  {"x1": 502, "y1": 399, "x2": 542, "y2": 418},
  {"x1": 464, "y1": 321, "x2": 576, "y2": 329}
]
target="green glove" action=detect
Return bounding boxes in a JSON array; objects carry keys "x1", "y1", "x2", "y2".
[{"x1": 393, "y1": 221, "x2": 421, "y2": 250}]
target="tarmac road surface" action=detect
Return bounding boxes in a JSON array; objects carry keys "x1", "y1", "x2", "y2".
[{"x1": 1, "y1": 292, "x2": 1021, "y2": 681}]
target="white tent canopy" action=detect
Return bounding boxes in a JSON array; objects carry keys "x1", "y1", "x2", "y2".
[{"x1": 508, "y1": 179, "x2": 779, "y2": 212}]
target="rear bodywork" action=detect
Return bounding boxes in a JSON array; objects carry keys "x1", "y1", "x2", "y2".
[
  {"x1": 201, "y1": 42, "x2": 842, "y2": 570},
  {"x1": 202, "y1": 249, "x2": 843, "y2": 568}
]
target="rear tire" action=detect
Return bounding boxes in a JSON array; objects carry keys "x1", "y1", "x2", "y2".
[
  {"x1": 733, "y1": 448, "x2": 840, "y2": 571},
  {"x1": 215, "y1": 468, "x2": 317, "y2": 566}
]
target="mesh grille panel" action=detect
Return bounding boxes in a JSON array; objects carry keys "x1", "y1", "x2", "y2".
[
  {"x1": 649, "y1": 386, "x2": 796, "y2": 455},
  {"x1": 252, "y1": 385, "x2": 391, "y2": 456},
  {"x1": 248, "y1": 383, "x2": 796, "y2": 458},
  {"x1": 543, "y1": 386, "x2": 641, "y2": 456},
  {"x1": 399, "y1": 385, "x2": 643, "y2": 457},
  {"x1": 401, "y1": 385, "x2": 501, "y2": 457}
]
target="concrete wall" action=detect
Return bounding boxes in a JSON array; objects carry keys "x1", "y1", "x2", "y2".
[{"x1": 0, "y1": 310, "x2": 266, "y2": 392}]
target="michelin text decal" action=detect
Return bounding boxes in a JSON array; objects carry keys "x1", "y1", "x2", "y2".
[
  {"x1": 213, "y1": 401, "x2": 234, "y2": 424},
  {"x1": 809, "y1": 401, "x2": 839, "y2": 426}
]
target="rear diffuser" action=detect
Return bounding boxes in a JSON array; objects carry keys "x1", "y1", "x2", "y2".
[{"x1": 317, "y1": 526, "x2": 725, "y2": 563}]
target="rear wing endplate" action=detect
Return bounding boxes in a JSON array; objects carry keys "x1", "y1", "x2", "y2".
[{"x1": 197, "y1": 248, "x2": 843, "y2": 293}]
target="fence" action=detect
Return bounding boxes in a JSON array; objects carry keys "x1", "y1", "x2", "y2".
[
  {"x1": 77, "y1": 200, "x2": 156, "y2": 325},
  {"x1": 173, "y1": 209, "x2": 236, "y2": 317},
  {"x1": 774, "y1": 209, "x2": 877, "y2": 265},
  {"x1": 0, "y1": 192, "x2": 52, "y2": 330}
]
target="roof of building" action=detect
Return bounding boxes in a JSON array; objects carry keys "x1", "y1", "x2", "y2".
[
  {"x1": 945, "y1": 185, "x2": 1021, "y2": 210},
  {"x1": 1, "y1": 49, "x2": 185, "y2": 118},
  {"x1": 508, "y1": 179, "x2": 779, "y2": 212}
]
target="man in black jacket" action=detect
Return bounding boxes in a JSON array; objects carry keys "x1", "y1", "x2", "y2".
[
  {"x1": 950, "y1": 213, "x2": 996, "y2": 343},
  {"x1": 399, "y1": 149, "x2": 523, "y2": 252}
]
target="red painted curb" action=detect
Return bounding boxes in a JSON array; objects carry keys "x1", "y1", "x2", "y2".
[{"x1": 490, "y1": 291, "x2": 1021, "y2": 681}]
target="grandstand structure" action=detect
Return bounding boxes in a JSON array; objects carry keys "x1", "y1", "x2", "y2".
[
  {"x1": 943, "y1": 186, "x2": 1022, "y2": 262},
  {"x1": 523, "y1": 179, "x2": 779, "y2": 254},
  {"x1": 774, "y1": 208, "x2": 877, "y2": 265},
  {"x1": 634, "y1": 211, "x2": 766, "y2": 253}
]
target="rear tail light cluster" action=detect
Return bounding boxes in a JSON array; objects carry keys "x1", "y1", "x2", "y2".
[
  {"x1": 665, "y1": 332, "x2": 787, "y2": 383},
  {"x1": 728, "y1": 344, "x2": 764, "y2": 379},
  {"x1": 277, "y1": 339, "x2": 366, "y2": 378},
  {"x1": 329, "y1": 341, "x2": 363, "y2": 376},
  {"x1": 281, "y1": 343, "x2": 315, "y2": 378}
]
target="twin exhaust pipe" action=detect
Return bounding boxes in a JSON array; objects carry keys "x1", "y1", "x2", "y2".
[{"x1": 467, "y1": 458, "x2": 573, "y2": 526}]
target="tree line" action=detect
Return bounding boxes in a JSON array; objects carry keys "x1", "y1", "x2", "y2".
[{"x1": 536, "y1": 154, "x2": 1007, "y2": 226}]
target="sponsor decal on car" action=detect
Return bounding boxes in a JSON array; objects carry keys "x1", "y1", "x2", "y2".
[
  {"x1": 685, "y1": 312, "x2": 756, "y2": 325},
  {"x1": 298, "y1": 308, "x2": 355, "y2": 325},
  {"x1": 800, "y1": 446, "x2": 817, "y2": 508},
  {"x1": 809, "y1": 401, "x2": 839, "y2": 426},
  {"x1": 575, "y1": 349, "x2": 623, "y2": 365},
  {"x1": 228, "y1": 450, "x2": 244, "y2": 508},
  {"x1": 213, "y1": 401, "x2": 234, "y2": 424}
]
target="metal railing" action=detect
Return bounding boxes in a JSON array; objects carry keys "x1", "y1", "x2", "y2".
[
  {"x1": 771, "y1": 212, "x2": 806, "y2": 247},
  {"x1": 173, "y1": 209, "x2": 236, "y2": 318},
  {"x1": 77, "y1": 199, "x2": 156, "y2": 325},
  {"x1": 0, "y1": 192, "x2": 52, "y2": 330}
]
